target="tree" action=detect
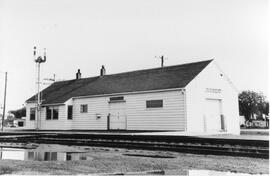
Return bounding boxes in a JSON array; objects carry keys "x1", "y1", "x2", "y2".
[
  {"x1": 9, "y1": 107, "x2": 26, "y2": 119},
  {"x1": 238, "y1": 91, "x2": 268, "y2": 121},
  {"x1": 4, "y1": 113, "x2": 15, "y2": 126}
]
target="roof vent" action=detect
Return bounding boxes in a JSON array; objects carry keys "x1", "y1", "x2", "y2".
[
  {"x1": 76, "y1": 69, "x2": 81, "y2": 79},
  {"x1": 100, "y1": 65, "x2": 106, "y2": 76}
]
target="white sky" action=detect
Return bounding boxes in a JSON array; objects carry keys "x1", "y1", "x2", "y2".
[{"x1": 0, "y1": 0, "x2": 268, "y2": 112}]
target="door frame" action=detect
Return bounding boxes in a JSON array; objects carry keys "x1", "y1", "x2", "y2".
[
  {"x1": 107, "y1": 102, "x2": 127, "y2": 130},
  {"x1": 205, "y1": 98, "x2": 223, "y2": 132}
]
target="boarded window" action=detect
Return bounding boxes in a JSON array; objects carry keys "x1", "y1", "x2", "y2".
[
  {"x1": 67, "y1": 105, "x2": 73, "y2": 120},
  {"x1": 46, "y1": 106, "x2": 59, "y2": 120},
  {"x1": 30, "y1": 108, "x2": 36, "y2": 120},
  {"x1": 146, "y1": 100, "x2": 163, "y2": 108},
  {"x1": 80, "y1": 104, "x2": 88, "y2": 113}
]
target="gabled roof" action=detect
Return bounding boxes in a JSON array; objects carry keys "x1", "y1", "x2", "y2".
[{"x1": 26, "y1": 59, "x2": 213, "y2": 105}]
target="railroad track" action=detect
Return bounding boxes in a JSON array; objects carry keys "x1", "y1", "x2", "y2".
[{"x1": 0, "y1": 133, "x2": 268, "y2": 159}]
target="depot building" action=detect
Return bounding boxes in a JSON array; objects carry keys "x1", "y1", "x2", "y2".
[{"x1": 25, "y1": 59, "x2": 240, "y2": 135}]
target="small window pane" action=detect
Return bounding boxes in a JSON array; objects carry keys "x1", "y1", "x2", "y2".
[
  {"x1": 80, "y1": 105, "x2": 88, "y2": 113},
  {"x1": 146, "y1": 100, "x2": 163, "y2": 108},
  {"x1": 83, "y1": 105, "x2": 87, "y2": 112},
  {"x1": 30, "y1": 108, "x2": 36, "y2": 120}
]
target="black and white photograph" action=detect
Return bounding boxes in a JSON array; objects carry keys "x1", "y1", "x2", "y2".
[{"x1": 0, "y1": 0, "x2": 269, "y2": 177}]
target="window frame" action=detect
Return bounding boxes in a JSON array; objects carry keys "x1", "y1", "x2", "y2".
[
  {"x1": 146, "y1": 100, "x2": 163, "y2": 108},
  {"x1": 80, "y1": 104, "x2": 88, "y2": 113}
]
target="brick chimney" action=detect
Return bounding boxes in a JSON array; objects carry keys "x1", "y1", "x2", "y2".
[
  {"x1": 100, "y1": 65, "x2": 106, "y2": 76},
  {"x1": 76, "y1": 69, "x2": 81, "y2": 79}
]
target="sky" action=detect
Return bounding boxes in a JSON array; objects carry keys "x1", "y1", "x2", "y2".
[{"x1": 0, "y1": 0, "x2": 268, "y2": 112}]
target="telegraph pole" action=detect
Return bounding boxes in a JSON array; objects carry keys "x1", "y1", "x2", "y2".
[{"x1": 1, "y1": 72, "x2": 7, "y2": 132}]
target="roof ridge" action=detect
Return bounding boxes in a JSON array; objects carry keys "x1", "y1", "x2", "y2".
[
  {"x1": 103, "y1": 59, "x2": 213, "y2": 77},
  {"x1": 58, "y1": 59, "x2": 213, "y2": 82}
]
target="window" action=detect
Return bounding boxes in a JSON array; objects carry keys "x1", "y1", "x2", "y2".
[
  {"x1": 51, "y1": 152, "x2": 57, "y2": 161},
  {"x1": 44, "y1": 152, "x2": 50, "y2": 161},
  {"x1": 79, "y1": 156, "x2": 87, "y2": 160},
  {"x1": 80, "y1": 104, "x2": 88, "y2": 113},
  {"x1": 44, "y1": 152, "x2": 57, "y2": 161},
  {"x1": 67, "y1": 105, "x2": 73, "y2": 120},
  {"x1": 30, "y1": 108, "x2": 36, "y2": 120},
  {"x1": 53, "y1": 108, "x2": 59, "y2": 119},
  {"x1": 28, "y1": 152, "x2": 34, "y2": 160},
  {"x1": 146, "y1": 100, "x2": 163, "y2": 108},
  {"x1": 46, "y1": 106, "x2": 59, "y2": 120},
  {"x1": 109, "y1": 96, "x2": 124, "y2": 101},
  {"x1": 66, "y1": 154, "x2": 72, "y2": 161},
  {"x1": 109, "y1": 96, "x2": 125, "y2": 103},
  {"x1": 46, "y1": 107, "x2": 52, "y2": 120}
]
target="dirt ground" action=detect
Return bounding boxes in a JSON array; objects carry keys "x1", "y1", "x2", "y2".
[{"x1": 0, "y1": 144, "x2": 268, "y2": 175}]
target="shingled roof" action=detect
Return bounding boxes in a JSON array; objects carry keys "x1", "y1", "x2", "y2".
[{"x1": 26, "y1": 59, "x2": 213, "y2": 105}]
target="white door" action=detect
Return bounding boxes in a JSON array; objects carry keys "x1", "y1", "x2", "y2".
[
  {"x1": 109, "y1": 102, "x2": 127, "y2": 130},
  {"x1": 205, "y1": 99, "x2": 222, "y2": 132}
]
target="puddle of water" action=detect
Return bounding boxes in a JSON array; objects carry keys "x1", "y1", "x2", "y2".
[{"x1": 0, "y1": 147, "x2": 93, "y2": 161}]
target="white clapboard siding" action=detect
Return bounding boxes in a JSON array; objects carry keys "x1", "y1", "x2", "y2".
[
  {"x1": 72, "y1": 97, "x2": 109, "y2": 130},
  {"x1": 185, "y1": 61, "x2": 240, "y2": 134},
  {"x1": 71, "y1": 90, "x2": 185, "y2": 131},
  {"x1": 125, "y1": 91, "x2": 185, "y2": 130},
  {"x1": 25, "y1": 90, "x2": 186, "y2": 130},
  {"x1": 40, "y1": 105, "x2": 72, "y2": 130}
]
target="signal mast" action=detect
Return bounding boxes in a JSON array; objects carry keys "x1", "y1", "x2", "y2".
[{"x1": 33, "y1": 46, "x2": 46, "y2": 130}]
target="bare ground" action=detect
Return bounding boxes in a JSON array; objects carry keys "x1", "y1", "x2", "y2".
[{"x1": 0, "y1": 145, "x2": 268, "y2": 175}]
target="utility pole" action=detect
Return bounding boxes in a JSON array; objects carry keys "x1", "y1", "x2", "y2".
[
  {"x1": 1, "y1": 72, "x2": 7, "y2": 132},
  {"x1": 33, "y1": 46, "x2": 46, "y2": 130}
]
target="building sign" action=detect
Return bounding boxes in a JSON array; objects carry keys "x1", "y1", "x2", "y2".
[{"x1": 205, "y1": 88, "x2": 222, "y2": 93}]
